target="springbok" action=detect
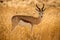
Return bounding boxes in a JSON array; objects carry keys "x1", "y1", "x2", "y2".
[{"x1": 11, "y1": 4, "x2": 45, "y2": 31}]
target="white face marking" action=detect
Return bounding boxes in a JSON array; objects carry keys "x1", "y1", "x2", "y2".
[{"x1": 40, "y1": 12, "x2": 43, "y2": 17}]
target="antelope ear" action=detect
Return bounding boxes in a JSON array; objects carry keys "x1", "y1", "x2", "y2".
[
  {"x1": 43, "y1": 8, "x2": 46, "y2": 11},
  {"x1": 36, "y1": 8, "x2": 40, "y2": 12}
]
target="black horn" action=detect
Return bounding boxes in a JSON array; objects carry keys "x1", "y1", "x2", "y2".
[
  {"x1": 41, "y1": 4, "x2": 46, "y2": 11},
  {"x1": 36, "y1": 4, "x2": 41, "y2": 12}
]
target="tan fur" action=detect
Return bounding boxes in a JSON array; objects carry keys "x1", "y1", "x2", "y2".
[
  {"x1": 38, "y1": 7, "x2": 60, "y2": 40},
  {"x1": 12, "y1": 15, "x2": 41, "y2": 27},
  {"x1": 11, "y1": 4, "x2": 45, "y2": 31}
]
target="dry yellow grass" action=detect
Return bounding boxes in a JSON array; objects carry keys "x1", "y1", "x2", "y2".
[
  {"x1": 0, "y1": 0, "x2": 60, "y2": 40},
  {"x1": 37, "y1": 7, "x2": 60, "y2": 40}
]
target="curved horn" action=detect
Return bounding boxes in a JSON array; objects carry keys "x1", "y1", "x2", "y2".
[
  {"x1": 36, "y1": 4, "x2": 41, "y2": 12},
  {"x1": 41, "y1": 4, "x2": 46, "y2": 11}
]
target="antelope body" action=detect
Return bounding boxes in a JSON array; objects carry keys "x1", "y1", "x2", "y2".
[
  {"x1": 12, "y1": 15, "x2": 41, "y2": 27},
  {"x1": 11, "y1": 4, "x2": 45, "y2": 30}
]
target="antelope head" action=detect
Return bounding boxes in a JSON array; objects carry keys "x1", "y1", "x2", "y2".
[{"x1": 36, "y1": 4, "x2": 46, "y2": 17}]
